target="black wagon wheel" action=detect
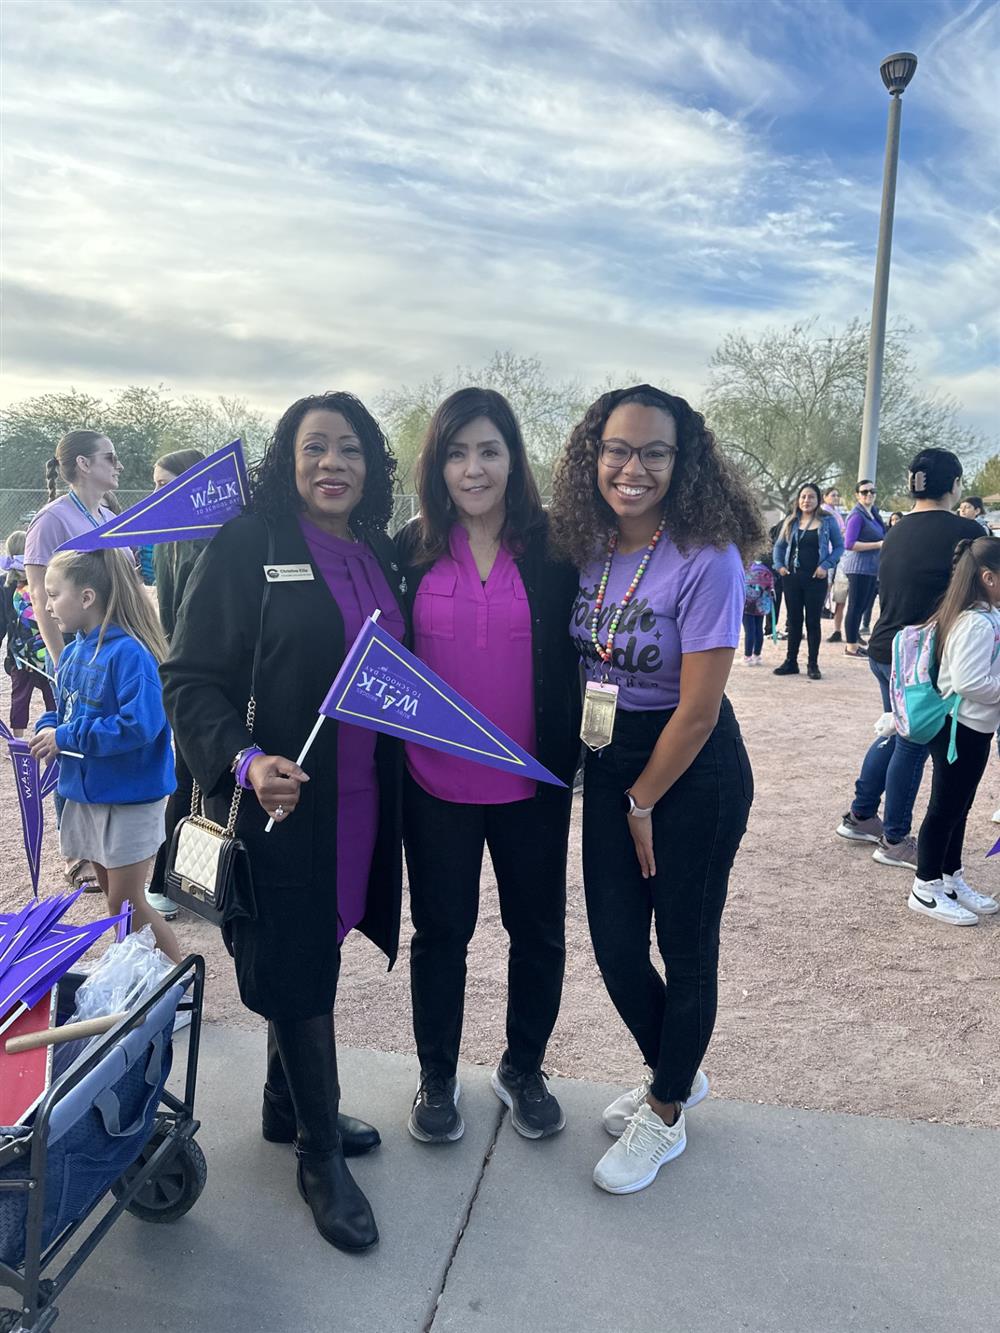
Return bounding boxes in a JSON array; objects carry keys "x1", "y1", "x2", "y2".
[{"x1": 111, "y1": 1128, "x2": 207, "y2": 1224}]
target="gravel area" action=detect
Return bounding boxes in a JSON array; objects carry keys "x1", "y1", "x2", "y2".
[{"x1": 2, "y1": 634, "x2": 997, "y2": 1128}]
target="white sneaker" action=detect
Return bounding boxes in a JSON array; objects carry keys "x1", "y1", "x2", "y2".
[
  {"x1": 593, "y1": 1103, "x2": 686, "y2": 1194},
  {"x1": 993, "y1": 808, "x2": 1000, "y2": 824},
  {"x1": 752, "y1": 656, "x2": 763, "y2": 667},
  {"x1": 743, "y1": 656, "x2": 753, "y2": 665},
  {"x1": 602, "y1": 1068, "x2": 708, "y2": 1137},
  {"x1": 944, "y1": 868, "x2": 999, "y2": 915},
  {"x1": 907, "y1": 879, "x2": 978, "y2": 927},
  {"x1": 146, "y1": 889, "x2": 178, "y2": 921}
]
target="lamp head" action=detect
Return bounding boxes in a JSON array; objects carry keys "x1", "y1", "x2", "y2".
[{"x1": 880, "y1": 52, "x2": 918, "y2": 95}]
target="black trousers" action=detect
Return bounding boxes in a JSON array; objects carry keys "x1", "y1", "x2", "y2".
[
  {"x1": 582, "y1": 699, "x2": 752, "y2": 1103},
  {"x1": 845, "y1": 572, "x2": 878, "y2": 644},
  {"x1": 404, "y1": 774, "x2": 571, "y2": 1078},
  {"x1": 916, "y1": 721, "x2": 992, "y2": 881},
  {"x1": 764, "y1": 574, "x2": 783, "y2": 637},
  {"x1": 781, "y1": 570, "x2": 826, "y2": 666}
]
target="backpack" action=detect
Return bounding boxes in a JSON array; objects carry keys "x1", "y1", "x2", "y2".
[
  {"x1": 744, "y1": 563, "x2": 774, "y2": 618},
  {"x1": 890, "y1": 612, "x2": 1000, "y2": 763}
]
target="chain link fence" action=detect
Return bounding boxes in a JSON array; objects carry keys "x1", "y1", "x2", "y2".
[{"x1": 0, "y1": 490, "x2": 422, "y2": 544}]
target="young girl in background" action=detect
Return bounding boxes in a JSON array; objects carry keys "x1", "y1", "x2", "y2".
[
  {"x1": 29, "y1": 548, "x2": 182, "y2": 961},
  {"x1": 742, "y1": 558, "x2": 774, "y2": 666},
  {"x1": 2, "y1": 531, "x2": 56, "y2": 735},
  {"x1": 909, "y1": 536, "x2": 1000, "y2": 927}
]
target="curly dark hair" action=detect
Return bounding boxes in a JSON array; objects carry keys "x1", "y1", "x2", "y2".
[
  {"x1": 249, "y1": 391, "x2": 397, "y2": 533},
  {"x1": 410, "y1": 387, "x2": 545, "y2": 567},
  {"x1": 549, "y1": 385, "x2": 764, "y2": 566}
]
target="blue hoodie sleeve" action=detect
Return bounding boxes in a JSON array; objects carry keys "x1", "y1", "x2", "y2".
[
  {"x1": 55, "y1": 646, "x2": 166, "y2": 757},
  {"x1": 36, "y1": 711, "x2": 58, "y2": 732}
]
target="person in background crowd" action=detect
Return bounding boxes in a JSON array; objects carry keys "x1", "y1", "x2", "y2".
[
  {"x1": 550, "y1": 384, "x2": 760, "y2": 1196},
  {"x1": 397, "y1": 388, "x2": 580, "y2": 1146},
  {"x1": 2, "y1": 531, "x2": 56, "y2": 735},
  {"x1": 24, "y1": 430, "x2": 120, "y2": 890},
  {"x1": 772, "y1": 484, "x2": 844, "y2": 680},
  {"x1": 145, "y1": 447, "x2": 208, "y2": 922},
  {"x1": 742, "y1": 556, "x2": 774, "y2": 666},
  {"x1": 762, "y1": 520, "x2": 784, "y2": 640},
  {"x1": 163, "y1": 391, "x2": 408, "y2": 1255},
  {"x1": 959, "y1": 496, "x2": 992, "y2": 533},
  {"x1": 908, "y1": 536, "x2": 1000, "y2": 926},
  {"x1": 841, "y1": 481, "x2": 885, "y2": 658},
  {"x1": 888, "y1": 511, "x2": 904, "y2": 528},
  {"x1": 836, "y1": 448, "x2": 984, "y2": 869},
  {"x1": 821, "y1": 487, "x2": 848, "y2": 639},
  {"x1": 29, "y1": 549, "x2": 182, "y2": 963}
]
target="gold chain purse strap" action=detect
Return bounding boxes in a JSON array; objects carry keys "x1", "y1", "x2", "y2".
[{"x1": 185, "y1": 521, "x2": 273, "y2": 839}]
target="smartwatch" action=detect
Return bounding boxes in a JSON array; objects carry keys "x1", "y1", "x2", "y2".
[{"x1": 623, "y1": 789, "x2": 654, "y2": 818}]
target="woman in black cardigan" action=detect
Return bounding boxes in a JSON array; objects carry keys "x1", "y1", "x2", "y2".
[
  {"x1": 396, "y1": 388, "x2": 581, "y2": 1147},
  {"x1": 161, "y1": 392, "x2": 408, "y2": 1254}
]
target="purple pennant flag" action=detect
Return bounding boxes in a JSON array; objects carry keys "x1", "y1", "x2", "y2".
[
  {"x1": 55, "y1": 439, "x2": 249, "y2": 552},
  {"x1": 0, "y1": 911, "x2": 128, "y2": 1019},
  {"x1": 7, "y1": 741, "x2": 47, "y2": 894},
  {"x1": 0, "y1": 717, "x2": 13, "y2": 743},
  {"x1": 39, "y1": 758, "x2": 60, "y2": 799},
  {"x1": 987, "y1": 834, "x2": 1000, "y2": 859},
  {"x1": 319, "y1": 616, "x2": 565, "y2": 787}
]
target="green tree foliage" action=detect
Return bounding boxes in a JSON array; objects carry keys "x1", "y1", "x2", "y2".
[
  {"x1": 378, "y1": 351, "x2": 589, "y2": 491},
  {"x1": 704, "y1": 320, "x2": 987, "y2": 515},
  {"x1": 0, "y1": 386, "x2": 272, "y2": 491},
  {"x1": 967, "y1": 454, "x2": 1000, "y2": 502}
]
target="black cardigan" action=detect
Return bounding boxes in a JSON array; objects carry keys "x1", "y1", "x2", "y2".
[
  {"x1": 160, "y1": 512, "x2": 409, "y2": 1021},
  {"x1": 395, "y1": 517, "x2": 582, "y2": 788}
]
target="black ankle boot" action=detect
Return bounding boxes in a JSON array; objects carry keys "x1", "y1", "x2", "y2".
[
  {"x1": 263, "y1": 1024, "x2": 381, "y2": 1154},
  {"x1": 296, "y1": 1145, "x2": 379, "y2": 1252},
  {"x1": 271, "y1": 1013, "x2": 379, "y2": 1253}
]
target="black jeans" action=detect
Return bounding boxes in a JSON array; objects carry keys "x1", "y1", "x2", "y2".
[
  {"x1": 845, "y1": 572, "x2": 878, "y2": 644},
  {"x1": 405, "y1": 773, "x2": 570, "y2": 1078},
  {"x1": 582, "y1": 699, "x2": 752, "y2": 1104},
  {"x1": 781, "y1": 570, "x2": 826, "y2": 666},
  {"x1": 916, "y1": 720, "x2": 992, "y2": 881}
]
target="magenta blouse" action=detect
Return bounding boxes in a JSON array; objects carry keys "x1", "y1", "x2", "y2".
[
  {"x1": 299, "y1": 518, "x2": 405, "y2": 942},
  {"x1": 406, "y1": 524, "x2": 536, "y2": 805}
]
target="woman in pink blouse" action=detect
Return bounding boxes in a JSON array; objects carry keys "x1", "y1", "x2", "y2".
[{"x1": 396, "y1": 388, "x2": 581, "y2": 1146}]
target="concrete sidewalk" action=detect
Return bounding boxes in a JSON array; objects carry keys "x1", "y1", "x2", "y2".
[{"x1": 49, "y1": 1025, "x2": 996, "y2": 1333}]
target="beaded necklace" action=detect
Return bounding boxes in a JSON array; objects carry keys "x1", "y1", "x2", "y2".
[{"x1": 589, "y1": 519, "x2": 665, "y2": 667}]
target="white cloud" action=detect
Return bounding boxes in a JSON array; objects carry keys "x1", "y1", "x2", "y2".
[{"x1": 1, "y1": 0, "x2": 996, "y2": 443}]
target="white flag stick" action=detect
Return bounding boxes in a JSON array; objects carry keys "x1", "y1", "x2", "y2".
[{"x1": 264, "y1": 610, "x2": 381, "y2": 833}]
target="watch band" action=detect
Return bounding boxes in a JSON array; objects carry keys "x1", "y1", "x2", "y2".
[{"x1": 624, "y1": 789, "x2": 654, "y2": 818}]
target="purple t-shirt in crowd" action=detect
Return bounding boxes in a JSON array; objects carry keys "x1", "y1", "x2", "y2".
[
  {"x1": 24, "y1": 493, "x2": 116, "y2": 568},
  {"x1": 570, "y1": 536, "x2": 745, "y2": 710}
]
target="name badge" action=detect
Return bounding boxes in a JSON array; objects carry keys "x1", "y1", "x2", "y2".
[{"x1": 263, "y1": 563, "x2": 314, "y2": 583}]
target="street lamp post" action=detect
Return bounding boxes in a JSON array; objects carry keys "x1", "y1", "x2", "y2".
[{"x1": 857, "y1": 52, "x2": 918, "y2": 484}]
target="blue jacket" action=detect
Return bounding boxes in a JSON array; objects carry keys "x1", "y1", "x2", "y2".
[
  {"x1": 772, "y1": 513, "x2": 844, "y2": 575},
  {"x1": 37, "y1": 625, "x2": 175, "y2": 806}
]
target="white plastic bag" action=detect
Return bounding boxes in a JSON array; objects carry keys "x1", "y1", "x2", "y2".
[{"x1": 70, "y1": 926, "x2": 174, "y2": 1024}]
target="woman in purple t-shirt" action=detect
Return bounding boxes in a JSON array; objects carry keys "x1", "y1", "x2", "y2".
[{"x1": 550, "y1": 384, "x2": 762, "y2": 1196}]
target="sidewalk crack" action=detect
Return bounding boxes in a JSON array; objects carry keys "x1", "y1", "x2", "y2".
[{"x1": 423, "y1": 1100, "x2": 506, "y2": 1332}]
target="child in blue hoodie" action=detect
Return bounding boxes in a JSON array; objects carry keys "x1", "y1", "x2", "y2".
[{"x1": 30, "y1": 548, "x2": 181, "y2": 962}]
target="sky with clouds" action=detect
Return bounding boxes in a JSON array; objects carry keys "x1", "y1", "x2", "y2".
[{"x1": 2, "y1": 0, "x2": 997, "y2": 438}]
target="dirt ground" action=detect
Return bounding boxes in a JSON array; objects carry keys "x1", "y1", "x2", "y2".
[{"x1": 2, "y1": 634, "x2": 998, "y2": 1130}]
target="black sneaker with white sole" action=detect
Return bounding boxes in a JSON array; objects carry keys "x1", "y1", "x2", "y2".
[
  {"x1": 491, "y1": 1055, "x2": 565, "y2": 1138},
  {"x1": 408, "y1": 1072, "x2": 464, "y2": 1143}
]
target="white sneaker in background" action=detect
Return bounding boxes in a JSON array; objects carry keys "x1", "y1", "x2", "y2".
[
  {"x1": 593, "y1": 1103, "x2": 686, "y2": 1194},
  {"x1": 146, "y1": 890, "x2": 178, "y2": 921},
  {"x1": 602, "y1": 1068, "x2": 708, "y2": 1137},
  {"x1": 943, "y1": 868, "x2": 999, "y2": 916},
  {"x1": 907, "y1": 879, "x2": 978, "y2": 927},
  {"x1": 993, "y1": 808, "x2": 1000, "y2": 824}
]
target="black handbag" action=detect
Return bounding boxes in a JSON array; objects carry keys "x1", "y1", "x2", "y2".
[{"x1": 164, "y1": 528, "x2": 275, "y2": 928}]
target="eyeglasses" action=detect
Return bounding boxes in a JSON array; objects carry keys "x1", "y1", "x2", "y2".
[
  {"x1": 98, "y1": 452, "x2": 121, "y2": 466},
  {"x1": 859, "y1": 488, "x2": 876, "y2": 496},
  {"x1": 599, "y1": 441, "x2": 678, "y2": 473}
]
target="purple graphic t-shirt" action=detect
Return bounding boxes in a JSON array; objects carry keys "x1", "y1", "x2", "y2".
[{"x1": 570, "y1": 536, "x2": 745, "y2": 710}]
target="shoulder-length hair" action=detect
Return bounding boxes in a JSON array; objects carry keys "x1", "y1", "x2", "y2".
[
  {"x1": 780, "y1": 483, "x2": 824, "y2": 543},
  {"x1": 410, "y1": 387, "x2": 545, "y2": 567},
  {"x1": 249, "y1": 392, "x2": 397, "y2": 535},
  {"x1": 931, "y1": 535, "x2": 1000, "y2": 665},
  {"x1": 47, "y1": 549, "x2": 168, "y2": 663},
  {"x1": 548, "y1": 385, "x2": 764, "y2": 567}
]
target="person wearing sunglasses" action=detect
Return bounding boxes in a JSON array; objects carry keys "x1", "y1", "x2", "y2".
[{"x1": 841, "y1": 481, "x2": 885, "y2": 658}]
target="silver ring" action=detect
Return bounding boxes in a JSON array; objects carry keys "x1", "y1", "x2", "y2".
[{"x1": 273, "y1": 805, "x2": 285, "y2": 820}]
